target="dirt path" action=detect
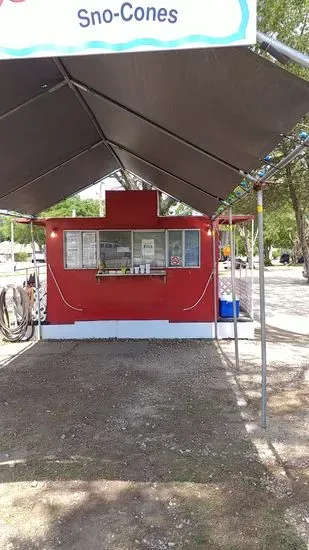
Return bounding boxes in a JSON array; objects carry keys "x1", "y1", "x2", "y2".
[{"x1": 0, "y1": 340, "x2": 308, "y2": 549}]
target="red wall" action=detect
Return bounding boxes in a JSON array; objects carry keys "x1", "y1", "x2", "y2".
[{"x1": 45, "y1": 191, "x2": 216, "y2": 324}]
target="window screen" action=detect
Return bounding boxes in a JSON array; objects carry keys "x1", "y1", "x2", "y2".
[
  {"x1": 168, "y1": 230, "x2": 183, "y2": 267},
  {"x1": 99, "y1": 231, "x2": 131, "y2": 269},
  {"x1": 133, "y1": 232, "x2": 166, "y2": 267},
  {"x1": 168, "y1": 230, "x2": 200, "y2": 267},
  {"x1": 64, "y1": 232, "x2": 81, "y2": 269},
  {"x1": 82, "y1": 232, "x2": 97, "y2": 268},
  {"x1": 185, "y1": 230, "x2": 200, "y2": 267}
]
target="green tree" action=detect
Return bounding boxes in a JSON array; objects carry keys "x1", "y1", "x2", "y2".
[
  {"x1": 0, "y1": 218, "x2": 46, "y2": 253},
  {"x1": 233, "y1": 1, "x2": 309, "y2": 273},
  {"x1": 257, "y1": 0, "x2": 309, "y2": 278},
  {"x1": 174, "y1": 203, "x2": 194, "y2": 216},
  {"x1": 263, "y1": 206, "x2": 296, "y2": 263},
  {"x1": 0, "y1": 196, "x2": 101, "y2": 250},
  {"x1": 41, "y1": 196, "x2": 100, "y2": 218},
  {"x1": 234, "y1": 188, "x2": 298, "y2": 265},
  {"x1": 0, "y1": 218, "x2": 10, "y2": 241},
  {"x1": 14, "y1": 223, "x2": 45, "y2": 253}
]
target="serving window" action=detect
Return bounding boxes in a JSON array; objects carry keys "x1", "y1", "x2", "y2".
[
  {"x1": 99, "y1": 231, "x2": 131, "y2": 270},
  {"x1": 133, "y1": 231, "x2": 165, "y2": 268},
  {"x1": 63, "y1": 229, "x2": 200, "y2": 270}
]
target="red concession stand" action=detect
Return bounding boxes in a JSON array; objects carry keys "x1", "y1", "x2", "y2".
[{"x1": 38, "y1": 190, "x2": 253, "y2": 339}]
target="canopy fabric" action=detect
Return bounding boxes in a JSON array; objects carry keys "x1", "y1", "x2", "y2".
[{"x1": 0, "y1": 47, "x2": 308, "y2": 216}]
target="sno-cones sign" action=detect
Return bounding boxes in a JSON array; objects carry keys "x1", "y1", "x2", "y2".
[{"x1": 0, "y1": 0, "x2": 256, "y2": 60}]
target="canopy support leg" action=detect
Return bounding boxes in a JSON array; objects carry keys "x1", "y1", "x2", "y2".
[
  {"x1": 31, "y1": 222, "x2": 42, "y2": 342},
  {"x1": 11, "y1": 220, "x2": 15, "y2": 280},
  {"x1": 212, "y1": 223, "x2": 218, "y2": 340},
  {"x1": 229, "y1": 207, "x2": 239, "y2": 370},
  {"x1": 251, "y1": 219, "x2": 254, "y2": 320},
  {"x1": 257, "y1": 190, "x2": 267, "y2": 429}
]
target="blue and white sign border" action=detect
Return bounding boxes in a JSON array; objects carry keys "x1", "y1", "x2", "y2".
[{"x1": 0, "y1": 0, "x2": 256, "y2": 59}]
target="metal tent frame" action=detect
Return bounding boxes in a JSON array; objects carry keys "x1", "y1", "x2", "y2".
[
  {"x1": 0, "y1": 31, "x2": 308, "y2": 430},
  {"x1": 214, "y1": 136, "x2": 309, "y2": 430},
  {"x1": 212, "y1": 28, "x2": 309, "y2": 428}
]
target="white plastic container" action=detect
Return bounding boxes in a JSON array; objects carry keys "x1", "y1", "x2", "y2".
[
  {"x1": 134, "y1": 266, "x2": 140, "y2": 274},
  {"x1": 220, "y1": 294, "x2": 239, "y2": 302},
  {"x1": 145, "y1": 264, "x2": 151, "y2": 274},
  {"x1": 140, "y1": 265, "x2": 145, "y2": 274},
  {"x1": 220, "y1": 294, "x2": 233, "y2": 302}
]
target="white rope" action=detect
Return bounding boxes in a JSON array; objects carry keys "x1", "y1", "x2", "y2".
[
  {"x1": 183, "y1": 271, "x2": 213, "y2": 312},
  {"x1": 48, "y1": 264, "x2": 83, "y2": 312}
]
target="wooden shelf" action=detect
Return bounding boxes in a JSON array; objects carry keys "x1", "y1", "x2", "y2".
[{"x1": 96, "y1": 271, "x2": 167, "y2": 284}]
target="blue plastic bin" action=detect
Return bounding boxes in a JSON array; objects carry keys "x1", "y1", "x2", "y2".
[{"x1": 219, "y1": 298, "x2": 240, "y2": 318}]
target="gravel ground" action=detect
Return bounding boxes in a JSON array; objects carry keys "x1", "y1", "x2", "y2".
[
  {"x1": 219, "y1": 266, "x2": 309, "y2": 544},
  {"x1": 0, "y1": 267, "x2": 308, "y2": 549}
]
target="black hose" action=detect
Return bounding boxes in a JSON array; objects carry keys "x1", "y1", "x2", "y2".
[{"x1": 0, "y1": 286, "x2": 34, "y2": 342}]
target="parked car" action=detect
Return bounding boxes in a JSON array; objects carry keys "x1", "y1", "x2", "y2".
[
  {"x1": 280, "y1": 253, "x2": 304, "y2": 265},
  {"x1": 235, "y1": 258, "x2": 247, "y2": 270},
  {"x1": 31, "y1": 252, "x2": 45, "y2": 264},
  {"x1": 223, "y1": 258, "x2": 247, "y2": 270},
  {"x1": 280, "y1": 253, "x2": 290, "y2": 265}
]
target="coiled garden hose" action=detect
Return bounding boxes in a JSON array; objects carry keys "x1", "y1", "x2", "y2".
[{"x1": 0, "y1": 286, "x2": 34, "y2": 342}]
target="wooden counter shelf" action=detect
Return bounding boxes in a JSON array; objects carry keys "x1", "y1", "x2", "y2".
[{"x1": 96, "y1": 271, "x2": 167, "y2": 284}]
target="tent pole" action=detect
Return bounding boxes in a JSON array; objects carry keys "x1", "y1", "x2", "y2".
[
  {"x1": 11, "y1": 220, "x2": 15, "y2": 280},
  {"x1": 257, "y1": 190, "x2": 267, "y2": 429},
  {"x1": 223, "y1": 136, "x2": 309, "y2": 217},
  {"x1": 212, "y1": 223, "x2": 218, "y2": 340},
  {"x1": 257, "y1": 31, "x2": 309, "y2": 70},
  {"x1": 251, "y1": 219, "x2": 254, "y2": 320},
  {"x1": 30, "y1": 222, "x2": 41, "y2": 342},
  {"x1": 229, "y1": 207, "x2": 240, "y2": 370}
]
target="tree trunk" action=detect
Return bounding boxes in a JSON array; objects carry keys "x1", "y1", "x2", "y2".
[
  {"x1": 239, "y1": 224, "x2": 257, "y2": 268},
  {"x1": 264, "y1": 242, "x2": 271, "y2": 263},
  {"x1": 286, "y1": 165, "x2": 309, "y2": 282},
  {"x1": 241, "y1": 225, "x2": 251, "y2": 263},
  {"x1": 160, "y1": 194, "x2": 177, "y2": 215},
  {"x1": 113, "y1": 170, "x2": 178, "y2": 215},
  {"x1": 113, "y1": 170, "x2": 141, "y2": 190}
]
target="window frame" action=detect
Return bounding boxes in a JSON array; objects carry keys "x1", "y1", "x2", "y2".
[
  {"x1": 63, "y1": 230, "x2": 98, "y2": 270},
  {"x1": 167, "y1": 229, "x2": 201, "y2": 269},
  {"x1": 166, "y1": 228, "x2": 185, "y2": 268},
  {"x1": 82, "y1": 230, "x2": 97, "y2": 269},
  {"x1": 98, "y1": 229, "x2": 132, "y2": 270},
  {"x1": 63, "y1": 230, "x2": 82, "y2": 270},
  {"x1": 132, "y1": 229, "x2": 166, "y2": 269},
  {"x1": 63, "y1": 229, "x2": 201, "y2": 270},
  {"x1": 184, "y1": 229, "x2": 201, "y2": 269}
]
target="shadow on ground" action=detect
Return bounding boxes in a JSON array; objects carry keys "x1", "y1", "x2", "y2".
[
  {"x1": 253, "y1": 271, "x2": 309, "y2": 340},
  {"x1": 255, "y1": 323, "x2": 309, "y2": 344},
  {"x1": 0, "y1": 341, "x2": 307, "y2": 549}
]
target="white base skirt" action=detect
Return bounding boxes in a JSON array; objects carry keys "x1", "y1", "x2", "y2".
[{"x1": 41, "y1": 320, "x2": 255, "y2": 340}]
